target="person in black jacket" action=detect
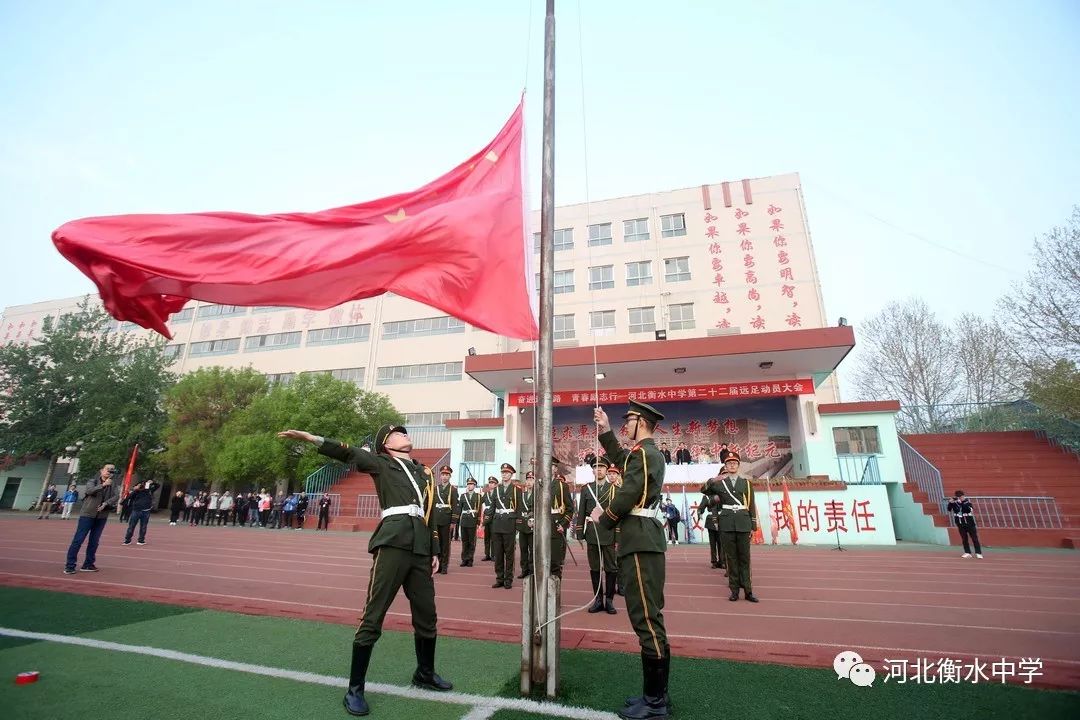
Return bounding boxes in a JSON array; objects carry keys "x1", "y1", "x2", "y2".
[
  {"x1": 659, "y1": 443, "x2": 672, "y2": 464},
  {"x1": 296, "y1": 493, "x2": 310, "y2": 528},
  {"x1": 947, "y1": 490, "x2": 983, "y2": 558},
  {"x1": 169, "y1": 491, "x2": 185, "y2": 525},
  {"x1": 674, "y1": 443, "x2": 692, "y2": 465},
  {"x1": 123, "y1": 480, "x2": 160, "y2": 545},
  {"x1": 317, "y1": 493, "x2": 332, "y2": 530}
]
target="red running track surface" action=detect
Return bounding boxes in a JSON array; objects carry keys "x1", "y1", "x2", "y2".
[{"x1": 1, "y1": 517, "x2": 1078, "y2": 689}]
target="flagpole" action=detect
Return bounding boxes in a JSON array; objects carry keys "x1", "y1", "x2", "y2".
[{"x1": 522, "y1": 0, "x2": 558, "y2": 699}]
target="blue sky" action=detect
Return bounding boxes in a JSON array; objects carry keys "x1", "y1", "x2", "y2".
[{"x1": 2, "y1": 0, "x2": 1078, "y2": 345}]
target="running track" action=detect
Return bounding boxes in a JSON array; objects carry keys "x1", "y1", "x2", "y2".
[{"x1": 2, "y1": 516, "x2": 1078, "y2": 690}]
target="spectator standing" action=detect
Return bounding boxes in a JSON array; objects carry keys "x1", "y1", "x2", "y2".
[
  {"x1": 64, "y1": 464, "x2": 120, "y2": 573},
  {"x1": 61, "y1": 485, "x2": 79, "y2": 519},
  {"x1": 38, "y1": 484, "x2": 59, "y2": 519},
  {"x1": 169, "y1": 491, "x2": 185, "y2": 525},
  {"x1": 122, "y1": 479, "x2": 160, "y2": 545}
]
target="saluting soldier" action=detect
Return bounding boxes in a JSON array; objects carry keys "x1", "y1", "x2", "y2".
[
  {"x1": 516, "y1": 470, "x2": 536, "y2": 578},
  {"x1": 696, "y1": 483, "x2": 726, "y2": 571},
  {"x1": 489, "y1": 463, "x2": 519, "y2": 589},
  {"x1": 432, "y1": 466, "x2": 458, "y2": 576},
  {"x1": 277, "y1": 424, "x2": 453, "y2": 716},
  {"x1": 575, "y1": 454, "x2": 619, "y2": 614},
  {"x1": 454, "y1": 477, "x2": 482, "y2": 566},
  {"x1": 481, "y1": 477, "x2": 497, "y2": 561},
  {"x1": 702, "y1": 449, "x2": 758, "y2": 602},
  {"x1": 591, "y1": 401, "x2": 671, "y2": 720}
]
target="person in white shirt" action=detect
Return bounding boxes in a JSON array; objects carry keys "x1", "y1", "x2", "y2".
[{"x1": 218, "y1": 491, "x2": 234, "y2": 525}]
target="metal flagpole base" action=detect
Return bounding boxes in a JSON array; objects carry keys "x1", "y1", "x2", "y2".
[{"x1": 833, "y1": 527, "x2": 846, "y2": 551}]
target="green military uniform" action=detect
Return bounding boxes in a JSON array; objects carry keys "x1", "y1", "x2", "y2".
[
  {"x1": 481, "y1": 480, "x2": 496, "y2": 561},
  {"x1": 575, "y1": 454, "x2": 619, "y2": 614},
  {"x1": 549, "y1": 473, "x2": 573, "y2": 578},
  {"x1": 490, "y1": 463, "x2": 518, "y2": 589},
  {"x1": 309, "y1": 422, "x2": 452, "y2": 716},
  {"x1": 701, "y1": 449, "x2": 758, "y2": 601},
  {"x1": 696, "y1": 490, "x2": 725, "y2": 570},
  {"x1": 597, "y1": 401, "x2": 671, "y2": 720},
  {"x1": 454, "y1": 478, "x2": 481, "y2": 566},
  {"x1": 516, "y1": 481, "x2": 535, "y2": 578},
  {"x1": 432, "y1": 466, "x2": 458, "y2": 576}
]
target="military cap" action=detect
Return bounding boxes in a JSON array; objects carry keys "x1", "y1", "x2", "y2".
[
  {"x1": 465, "y1": 477, "x2": 477, "y2": 486},
  {"x1": 500, "y1": 462, "x2": 516, "y2": 473},
  {"x1": 623, "y1": 399, "x2": 665, "y2": 423},
  {"x1": 591, "y1": 455, "x2": 611, "y2": 469},
  {"x1": 606, "y1": 464, "x2": 622, "y2": 475},
  {"x1": 724, "y1": 449, "x2": 742, "y2": 464},
  {"x1": 374, "y1": 424, "x2": 408, "y2": 453},
  {"x1": 525, "y1": 470, "x2": 535, "y2": 479},
  {"x1": 719, "y1": 447, "x2": 732, "y2": 463},
  {"x1": 439, "y1": 465, "x2": 453, "y2": 475},
  {"x1": 486, "y1": 476, "x2": 498, "y2": 484}
]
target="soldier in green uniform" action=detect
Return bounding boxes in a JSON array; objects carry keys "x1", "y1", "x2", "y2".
[
  {"x1": 489, "y1": 463, "x2": 518, "y2": 589},
  {"x1": 549, "y1": 469, "x2": 574, "y2": 578},
  {"x1": 481, "y1": 477, "x2": 497, "y2": 561},
  {"x1": 591, "y1": 401, "x2": 671, "y2": 720},
  {"x1": 455, "y1": 477, "x2": 481, "y2": 566},
  {"x1": 432, "y1": 466, "x2": 458, "y2": 576},
  {"x1": 701, "y1": 449, "x2": 758, "y2": 602},
  {"x1": 606, "y1": 464, "x2": 627, "y2": 596},
  {"x1": 575, "y1": 454, "x2": 619, "y2": 614},
  {"x1": 516, "y1": 471, "x2": 535, "y2": 578},
  {"x1": 696, "y1": 483, "x2": 726, "y2": 571},
  {"x1": 277, "y1": 424, "x2": 452, "y2": 717}
]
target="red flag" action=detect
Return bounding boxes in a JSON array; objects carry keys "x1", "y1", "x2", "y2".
[
  {"x1": 121, "y1": 444, "x2": 139, "y2": 498},
  {"x1": 52, "y1": 101, "x2": 538, "y2": 340},
  {"x1": 782, "y1": 478, "x2": 799, "y2": 545}
]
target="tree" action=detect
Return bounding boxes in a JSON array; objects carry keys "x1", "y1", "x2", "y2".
[
  {"x1": 159, "y1": 367, "x2": 268, "y2": 488},
  {"x1": 0, "y1": 300, "x2": 175, "y2": 496},
  {"x1": 852, "y1": 298, "x2": 959, "y2": 431},
  {"x1": 998, "y1": 206, "x2": 1080, "y2": 366},
  {"x1": 1025, "y1": 359, "x2": 1080, "y2": 421},
  {"x1": 213, "y1": 373, "x2": 404, "y2": 495},
  {"x1": 951, "y1": 313, "x2": 1026, "y2": 403}
]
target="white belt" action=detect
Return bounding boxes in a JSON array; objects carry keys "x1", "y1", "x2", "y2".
[
  {"x1": 550, "y1": 509, "x2": 564, "y2": 515},
  {"x1": 520, "y1": 511, "x2": 532, "y2": 517},
  {"x1": 435, "y1": 503, "x2": 450, "y2": 508},
  {"x1": 460, "y1": 509, "x2": 474, "y2": 514},
  {"x1": 496, "y1": 509, "x2": 514, "y2": 514},
  {"x1": 722, "y1": 504, "x2": 747, "y2": 510},
  {"x1": 381, "y1": 504, "x2": 423, "y2": 519},
  {"x1": 630, "y1": 507, "x2": 662, "y2": 518}
]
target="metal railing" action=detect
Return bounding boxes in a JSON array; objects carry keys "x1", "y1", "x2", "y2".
[
  {"x1": 302, "y1": 492, "x2": 340, "y2": 518},
  {"x1": 898, "y1": 400, "x2": 1080, "y2": 455},
  {"x1": 943, "y1": 496, "x2": 1064, "y2": 529},
  {"x1": 836, "y1": 453, "x2": 882, "y2": 485},
  {"x1": 407, "y1": 425, "x2": 451, "y2": 449},
  {"x1": 355, "y1": 494, "x2": 380, "y2": 518},
  {"x1": 899, "y1": 436, "x2": 946, "y2": 508},
  {"x1": 304, "y1": 463, "x2": 348, "y2": 496}
]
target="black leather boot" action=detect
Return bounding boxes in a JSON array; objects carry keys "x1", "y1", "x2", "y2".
[
  {"x1": 604, "y1": 572, "x2": 618, "y2": 614},
  {"x1": 343, "y1": 643, "x2": 373, "y2": 716},
  {"x1": 412, "y1": 635, "x2": 453, "y2": 691},
  {"x1": 587, "y1": 571, "x2": 604, "y2": 613},
  {"x1": 624, "y1": 645, "x2": 673, "y2": 711},
  {"x1": 619, "y1": 651, "x2": 671, "y2": 719}
]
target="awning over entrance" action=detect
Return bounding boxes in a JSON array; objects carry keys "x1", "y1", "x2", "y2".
[{"x1": 464, "y1": 326, "x2": 855, "y2": 396}]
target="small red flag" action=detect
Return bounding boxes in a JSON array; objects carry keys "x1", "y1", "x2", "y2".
[
  {"x1": 121, "y1": 444, "x2": 139, "y2": 498},
  {"x1": 53, "y1": 101, "x2": 538, "y2": 340},
  {"x1": 782, "y1": 479, "x2": 799, "y2": 545}
]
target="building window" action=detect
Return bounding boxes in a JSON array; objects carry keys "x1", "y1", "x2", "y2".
[
  {"x1": 664, "y1": 256, "x2": 691, "y2": 282},
  {"x1": 376, "y1": 362, "x2": 463, "y2": 385},
  {"x1": 588, "y1": 223, "x2": 612, "y2": 247},
  {"x1": 162, "y1": 344, "x2": 185, "y2": 360},
  {"x1": 382, "y1": 316, "x2": 466, "y2": 339},
  {"x1": 244, "y1": 331, "x2": 302, "y2": 352},
  {"x1": 252, "y1": 306, "x2": 289, "y2": 314},
  {"x1": 833, "y1": 427, "x2": 882, "y2": 454},
  {"x1": 265, "y1": 372, "x2": 296, "y2": 386},
  {"x1": 533, "y1": 228, "x2": 574, "y2": 252},
  {"x1": 404, "y1": 411, "x2": 458, "y2": 426},
  {"x1": 466, "y1": 409, "x2": 493, "y2": 419},
  {"x1": 307, "y1": 324, "x2": 370, "y2": 346},
  {"x1": 463, "y1": 438, "x2": 496, "y2": 463},
  {"x1": 188, "y1": 338, "x2": 241, "y2": 357},
  {"x1": 628, "y1": 306, "x2": 656, "y2": 334},
  {"x1": 669, "y1": 303, "x2": 695, "y2": 330},
  {"x1": 169, "y1": 307, "x2": 194, "y2": 323},
  {"x1": 623, "y1": 218, "x2": 650, "y2": 242},
  {"x1": 588, "y1": 265, "x2": 614, "y2": 291},
  {"x1": 625, "y1": 261, "x2": 653, "y2": 287},
  {"x1": 553, "y1": 313, "x2": 575, "y2": 341},
  {"x1": 554, "y1": 270, "x2": 574, "y2": 295},
  {"x1": 590, "y1": 310, "x2": 616, "y2": 336},
  {"x1": 329, "y1": 367, "x2": 365, "y2": 385},
  {"x1": 660, "y1": 213, "x2": 686, "y2": 238},
  {"x1": 195, "y1": 304, "x2": 247, "y2": 319}
]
